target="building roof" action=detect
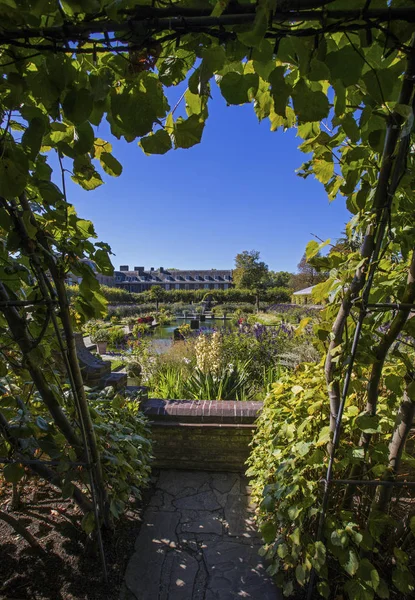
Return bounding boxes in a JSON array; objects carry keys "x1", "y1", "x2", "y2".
[
  {"x1": 114, "y1": 268, "x2": 232, "y2": 283},
  {"x1": 292, "y1": 285, "x2": 315, "y2": 295}
]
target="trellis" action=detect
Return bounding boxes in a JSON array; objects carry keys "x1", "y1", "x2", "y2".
[{"x1": 1, "y1": 1, "x2": 415, "y2": 596}]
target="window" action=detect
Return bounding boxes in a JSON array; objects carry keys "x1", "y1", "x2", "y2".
[
  {"x1": 175, "y1": 284, "x2": 180, "y2": 290},
  {"x1": 166, "y1": 284, "x2": 170, "y2": 291},
  {"x1": 214, "y1": 284, "x2": 218, "y2": 289},
  {"x1": 204, "y1": 284, "x2": 209, "y2": 289},
  {"x1": 224, "y1": 284, "x2": 228, "y2": 290}
]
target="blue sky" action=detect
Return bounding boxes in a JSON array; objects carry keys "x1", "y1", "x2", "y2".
[{"x1": 57, "y1": 85, "x2": 351, "y2": 273}]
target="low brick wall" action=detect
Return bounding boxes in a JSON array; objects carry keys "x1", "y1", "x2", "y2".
[{"x1": 141, "y1": 399, "x2": 263, "y2": 472}]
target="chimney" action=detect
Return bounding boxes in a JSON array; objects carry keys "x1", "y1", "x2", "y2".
[
  {"x1": 160, "y1": 267, "x2": 164, "y2": 273},
  {"x1": 120, "y1": 265, "x2": 129, "y2": 271},
  {"x1": 134, "y1": 266, "x2": 144, "y2": 273},
  {"x1": 150, "y1": 267, "x2": 154, "y2": 271}
]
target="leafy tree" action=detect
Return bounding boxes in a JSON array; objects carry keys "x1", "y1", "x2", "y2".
[
  {"x1": 149, "y1": 285, "x2": 165, "y2": 311},
  {"x1": 268, "y1": 271, "x2": 292, "y2": 288},
  {"x1": 233, "y1": 250, "x2": 270, "y2": 312},
  {"x1": 289, "y1": 253, "x2": 326, "y2": 291}
]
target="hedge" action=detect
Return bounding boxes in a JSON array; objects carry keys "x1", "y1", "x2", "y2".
[{"x1": 67, "y1": 284, "x2": 291, "y2": 306}]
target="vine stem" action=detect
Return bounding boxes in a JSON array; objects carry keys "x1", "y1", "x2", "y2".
[{"x1": 307, "y1": 34, "x2": 415, "y2": 600}]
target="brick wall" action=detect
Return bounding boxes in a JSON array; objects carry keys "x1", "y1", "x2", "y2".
[{"x1": 141, "y1": 399, "x2": 263, "y2": 472}]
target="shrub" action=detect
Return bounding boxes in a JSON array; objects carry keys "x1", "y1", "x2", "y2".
[
  {"x1": 91, "y1": 327, "x2": 110, "y2": 343},
  {"x1": 71, "y1": 285, "x2": 292, "y2": 308},
  {"x1": 107, "y1": 326, "x2": 126, "y2": 347},
  {"x1": 247, "y1": 362, "x2": 414, "y2": 599},
  {"x1": 183, "y1": 361, "x2": 252, "y2": 400},
  {"x1": 89, "y1": 389, "x2": 153, "y2": 513}
]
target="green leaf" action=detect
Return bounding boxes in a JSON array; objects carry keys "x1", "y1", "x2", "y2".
[
  {"x1": 81, "y1": 511, "x2": 96, "y2": 534},
  {"x1": 313, "y1": 158, "x2": 334, "y2": 184},
  {"x1": 110, "y1": 75, "x2": 168, "y2": 138},
  {"x1": 341, "y1": 113, "x2": 360, "y2": 143},
  {"x1": 376, "y1": 579, "x2": 390, "y2": 599},
  {"x1": 342, "y1": 548, "x2": 359, "y2": 576},
  {"x1": 282, "y1": 580, "x2": 294, "y2": 597},
  {"x1": 62, "y1": 88, "x2": 93, "y2": 124},
  {"x1": 0, "y1": 145, "x2": 29, "y2": 198},
  {"x1": 325, "y1": 46, "x2": 364, "y2": 87},
  {"x1": 140, "y1": 129, "x2": 172, "y2": 155},
  {"x1": 61, "y1": 480, "x2": 75, "y2": 499},
  {"x1": 185, "y1": 89, "x2": 208, "y2": 117},
  {"x1": 292, "y1": 80, "x2": 330, "y2": 123},
  {"x1": 331, "y1": 529, "x2": 349, "y2": 548},
  {"x1": 48, "y1": 122, "x2": 74, "y2": 145},
  {"x1": 268, "y1": 66, "x2": 291, "y2": 116},
  {"x1": 71, "y1": 172, "x2": 103, "y2": 191},
  {"x1": 392, "y1": 567, "x2": 414, "y2": 594},
  {"x1": 311, "y1": 541, "x2": 326, "y2": 570},
  {"x1": 306, "y1": 240, "x2": 320, "y2": 260},
  {"x1": 260, "y1": 520, "x2": 276, "y2": 543},
  {"x1": 344, "y1": 579, "x2": 374, "y2": 600},
  {"x1": 159, "y1": 49, "x2": 196, "y2": 87},
  {"x1": 295, "y1": 564, "x2": 306, "y2": 586},
  {"x1": 74, "y1": 122, "x2": 94, "y2": 155},
  {"x1": 355, "y1": 413, "x2": 380, "y2": 434},
  {"x1": 36, "y1": 181, "x2": 63, "y2": 205},
  {"x1": 308, "y1": 58, "x2": 330, "y2": 81},
  {"x1": 99, "y1": 152, "x2": 122, "y2": 177},
  {"x1": 357, "y1": 559, "x2": 379, "y2": 590},
  {"x1": 173, "y1": 115, "x2": 205, "y2": 149},
  {"x1": 316, "y1": 426, "x2": 331, "y2": 446},
  {"x1": 362, "y1": 68, "x2": 399, "y2": 104},
  {"x1": 4, "y1": 462, "x2": 25, "y2": 483},
  {"x1": 406, "y1": 380, "x2": 415, "y2": 401},
  {"x1": 317, "y1": 581, "x2": 330, "y2": 599},
  {"x1": 200, "y1": 45, "x2": 226, "y2": 74},
  {"x1": 220, "y1": 72, "x2": 259, "y2": 105},
  {"x1": 22, "y1": 117, "x2": 45, "y2": 160}
]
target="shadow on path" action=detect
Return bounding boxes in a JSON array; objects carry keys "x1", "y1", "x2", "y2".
[{"x1": 120, "y1": 470, "x2": 281, "y2": 600}]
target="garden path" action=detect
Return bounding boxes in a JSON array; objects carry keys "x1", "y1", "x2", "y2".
[{"x1": 120, "y1": 469, "x2": 280, "y2": 600}]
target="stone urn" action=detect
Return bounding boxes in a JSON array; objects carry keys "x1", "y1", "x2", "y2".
[{"x1": 96, "y1": 341, "x2": 108, "y2": 355}]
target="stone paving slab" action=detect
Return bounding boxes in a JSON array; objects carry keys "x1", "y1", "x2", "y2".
[{"x1": 121, "y1": 470, "x2": 281, "y2": 600}]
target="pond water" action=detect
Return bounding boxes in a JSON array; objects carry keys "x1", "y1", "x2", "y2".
[{"x1": 150, "y1": 318, "x2": 235, "y2": 353}]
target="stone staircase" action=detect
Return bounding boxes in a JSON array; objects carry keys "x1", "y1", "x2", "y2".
[{"x1": 74, "y1": 333, "x2": 127, "y2": 390}]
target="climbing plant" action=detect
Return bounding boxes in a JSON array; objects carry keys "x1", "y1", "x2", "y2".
[{"x1": 0, "y1": 0, "x2": 415, "y2": 595}]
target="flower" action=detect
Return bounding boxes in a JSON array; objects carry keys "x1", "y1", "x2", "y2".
[{"x1": 183, "y1": 357, "x2": 191, "y2": 364}]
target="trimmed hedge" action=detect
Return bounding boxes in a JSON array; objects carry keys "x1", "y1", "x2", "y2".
[{"x1": 67, "y1": 284, "x2": 291, "y2": 305}]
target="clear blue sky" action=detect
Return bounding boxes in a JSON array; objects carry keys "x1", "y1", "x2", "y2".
[{"x1": 57, "y1": 85, "x2": 351, "y2": 273}]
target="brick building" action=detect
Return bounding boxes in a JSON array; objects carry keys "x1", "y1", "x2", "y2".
[{"x1": 113, "y1": 266, "x2": 233, "y2": 293}]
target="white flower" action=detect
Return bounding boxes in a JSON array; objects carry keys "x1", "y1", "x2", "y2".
[{"x1": 183, "y1": 357, "x2": 191, "y2": 364}]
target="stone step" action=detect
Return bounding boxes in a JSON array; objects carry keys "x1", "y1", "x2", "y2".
[{"x1": 104, "y1": 371, "x2": 127, "y2": 390}]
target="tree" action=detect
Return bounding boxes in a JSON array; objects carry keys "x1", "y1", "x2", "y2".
[
  {"x1": 233, "y1": 250, "x2": 269, "y2": 312},
  {"x1": 149, "y1": 285, "x2": 165, "y2": 311},
  {"x1": 289, "y1": 253, "x2": 326, "y2": 292},
  {"x1": 268, "y1": 271, "x2": 292, "y2": 288}
]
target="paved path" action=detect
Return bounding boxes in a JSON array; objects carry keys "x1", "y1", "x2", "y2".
[{"x1": 120, "y1": 470, "x2": 280, "y2": 600}]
